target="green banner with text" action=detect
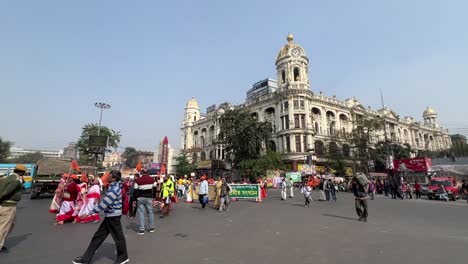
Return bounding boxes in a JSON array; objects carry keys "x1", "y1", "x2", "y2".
[{"x1": 229, "y1": 184, "x2": 260, "y2": 199}]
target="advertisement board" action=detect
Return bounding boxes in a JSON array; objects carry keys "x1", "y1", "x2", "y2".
[
  {"x1": 285, "y1": 172, "x2": 302, "y2": 183},
  {"x1": 393, "y1": 157, "x2": 432, "y2": 173}
]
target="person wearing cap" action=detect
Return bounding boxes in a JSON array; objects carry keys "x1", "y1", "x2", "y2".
[
  {"x1": 198, "y1": 176, "x2": 209, "y2": 208},
  {"x1": 56, "y1": 174, "x2": 79, "y2": 225},
  {"x1": 0, "y1": 164, "x2": 25, "y2": 254}
]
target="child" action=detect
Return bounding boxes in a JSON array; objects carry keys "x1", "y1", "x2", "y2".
[{"x1": 301, "y1": 184, "x2": 312, "y2": 207}]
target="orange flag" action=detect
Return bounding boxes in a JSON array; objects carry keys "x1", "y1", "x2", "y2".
[
  {"x1": 71, "y1": 160, "x2": 80, "y2": 172},
  {"x1": 81, "y1": 173, "x2": 89, "y2": 183},
  {"x1": 136, "y1": 161, "x2": 142, "y2": 172},
  {"x1": 161, "y1": 164, "x2": 166, "y2": 175},
  {"x1": 101, "y1": 172, "x2": 110, "y2": 187}
]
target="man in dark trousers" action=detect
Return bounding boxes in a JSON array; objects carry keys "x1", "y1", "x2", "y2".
[
  {"x1": 352, "y1": 178, "x2": 368, "y2": 222},
  {"x1": 73, "y1": 170, "x2": 129, "y2": 264},
  {"x1": 0, "y1": 164, "x2": 25, "y2": 254}
]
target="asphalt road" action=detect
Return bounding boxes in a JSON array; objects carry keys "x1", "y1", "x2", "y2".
[{"x1": 2, "y1": 190, "x2": 468, "y2": 264}]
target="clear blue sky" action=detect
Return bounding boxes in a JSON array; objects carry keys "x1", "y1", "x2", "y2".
[{"x1": 1, "y1": 0, "x2": 467, "y2": 151}]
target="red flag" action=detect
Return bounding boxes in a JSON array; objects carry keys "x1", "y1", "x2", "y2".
[
  {"x1": 136, "y1": 161, "x2": 142, "y2": 172},
  {"x1": 71, "y1": 160, "x2": 80, "y2": 172},
  {"x1": 161, "y1": 164, "x2": 166, "y2": 175}
]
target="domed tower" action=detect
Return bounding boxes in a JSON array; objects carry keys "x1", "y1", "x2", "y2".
[
  {"x1": 183, "y1": 97, "x2": 201, "y2": 125},
  {"x1": 423, "y1": 107, "x2": 439, "y2": 128},
  {"x1": 181, "y1": 97, "x2": 201, "y2": 150},
  {"x1": 275, "y1": 33, "x2": 310, "y2": 91}
]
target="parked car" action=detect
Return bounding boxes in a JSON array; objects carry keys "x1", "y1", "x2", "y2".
[{"x1": 427, "y1": 177, "x2": 459, "y2": 201}]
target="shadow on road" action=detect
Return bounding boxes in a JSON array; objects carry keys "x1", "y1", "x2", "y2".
[
  {"x1": 92, "y1": 242, "x2": 116, "y2": 263},
  {"x1": 5, "y1": 233, "x2": 32, "y2": 248},
  {"x1": 125, "y1": 222, "x2": 139, "y2": 232},
  {"x1": 322, "y1": 214, "x2": 358, "y2": 221}
]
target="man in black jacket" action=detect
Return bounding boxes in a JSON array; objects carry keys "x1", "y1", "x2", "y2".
[{"x1": 352, "y1": 178, "x2": 368, "y2": 222}]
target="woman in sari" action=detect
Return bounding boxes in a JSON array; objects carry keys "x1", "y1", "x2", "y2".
[
  {"x1": 49, "y1": 174, "x2": 68, "y2": 214},
  {"x1": 76, "y1": 176, "x2": 101, "y2": 223}
]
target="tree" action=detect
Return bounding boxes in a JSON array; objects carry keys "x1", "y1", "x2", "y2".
[
  {"x1": 328, "y1": 152, "x2": 348, "y2": 177},
  {"x1": 0, "y1": 137, "x2": 12, "y2": 162},
  {"x1": 370, "y1": 143, "x2": 413, "y2": 171},
  {"x1": 12, "y1": 152, "x2": 44, "y2": 164},
  {"x1": 347, "y1": 114, "x2": 383, "y2": 173},
  {"x1": 175, "y1": 152, "x2": 193, "y2": 176},
  {"x1": 121, "y1": 147, "x2": 138, "y2": 169},
  {"x1": 77, "y1": 123, "x2": 121, "y2": 165},
  {"x1": 239, "y1": 151, "x2": 286, "y2": 182},
  {"x1": 218, "y1": 108, "x2": 273, "y2": 168}
]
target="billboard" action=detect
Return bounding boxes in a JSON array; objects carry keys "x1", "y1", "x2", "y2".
[
  {"x1": 88, "y1": 135, "x2": 108, "y2": 148},
  {"x1": 393, "y1": 157, "x2": 432, "y2": 173}
]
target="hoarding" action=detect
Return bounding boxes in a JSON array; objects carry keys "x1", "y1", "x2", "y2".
[{"x1": 393, "y1": 157, "x2": 432, "y2": 173}]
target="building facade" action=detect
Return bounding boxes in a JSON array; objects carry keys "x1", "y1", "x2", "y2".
[
  {"x1": 8, "y1": 147, "x2": 64, "y2": 159},
  {"x1": 181, "y1": 34, "x2": 452, "y2": 167},
  {"x1": 103, "y1": 151, "x2": 121, "y2": 168}
]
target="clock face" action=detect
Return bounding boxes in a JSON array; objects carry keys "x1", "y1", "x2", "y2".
[{"x1": 291, "y1": 47, "x2": 301, "y2": 58}]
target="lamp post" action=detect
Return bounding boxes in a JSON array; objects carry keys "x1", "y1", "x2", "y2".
[{"x1": 94, "y1": 102, "x2": 111, "y2": 136}]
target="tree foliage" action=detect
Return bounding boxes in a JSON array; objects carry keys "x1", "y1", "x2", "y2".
[
  {"x1": 218, "y1": 108, "x2": 272, "y2": 167},
  {"x1": 77, "y1": 123, "x2": 121, "y2": 165},
  {"x1": 328, "y1": 152, "x2": 348, "y2": 177},
  {"x1": 347, "y1": 114, "x2": 383, "y2": 173},
  {"x1": 0, "y1": 137, "x2": 12, "y2": 162},
  {"x1": 175, "y1": 152, "x2": 193, "y2": 176},
  {"x1": 239, "y1": 151, "x2": 286, "y2": 181},
  {"x1": 11, "y1": 152, "x2": 44, "y2": 164},
  {"x1": 121, "y1": 147, "x2": 138, "y2": 169},
  {"x1": 370, "y1": 143, "x2": 413, "y2": 171}
]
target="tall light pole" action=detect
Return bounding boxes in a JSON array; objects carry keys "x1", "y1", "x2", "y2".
[{"x1": 94, "y1": 102, "x2": 111, "y2": 135}]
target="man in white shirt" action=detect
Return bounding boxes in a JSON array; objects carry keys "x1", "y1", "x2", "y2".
[
  {"x1": 198, "y1": 176, "x2": 209, "y2": 208},
  {"x1": 281, "y1": 178, "x2": 287, "y2": 200}
]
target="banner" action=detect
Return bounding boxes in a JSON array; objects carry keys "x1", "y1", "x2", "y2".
[
  {"x1": 229, "y1": 184, "x2": 260, "y2": 199},
  {"x1": 393, "y1": 157, "x2": 432, "y2": 173},
  {"x1": 285, "y1": 172, "x2": 302, "y2": 183}
]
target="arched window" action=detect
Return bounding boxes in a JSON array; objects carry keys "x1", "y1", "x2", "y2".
[
  {"x1": 294, "y1": 67, "x2": 300, "y2": 81},
  {"x1": 343, "y1": 144, "x2": 350, "y2": 157},
  {"x1": 315, "y1": 140, "x2": 324, "y2": 155},
  {"x1": 281, "y1": 70, "x2": 286, "y2": 84},
  {"x1": 201, "y1": 151, "x2": 206, "y2": 161}
]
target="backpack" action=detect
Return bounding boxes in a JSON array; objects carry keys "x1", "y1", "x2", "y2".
[{"x1": 121, "y1": 183, "x2": 129, "y2": 215}]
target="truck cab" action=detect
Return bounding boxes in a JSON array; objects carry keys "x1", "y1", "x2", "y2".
[{"x1": 427, "y1": 177, "x2": 459, "y2": 201}]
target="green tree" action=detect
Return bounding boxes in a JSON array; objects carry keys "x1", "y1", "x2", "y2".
[
  {"x1": 121, "y1": 147, "x2": 138, "y2": 169},
  {"x1": 0, "y1": 137, "x2": 12, "y2": 162},
  {"x1": 239, "y1": 151, "x2": 286, "y2": 181},
  {"x1": 77, "y1": 123, "x2": 121, "y2": 165},
  {"x1": 328, "y1": 152, "x2": 348, "y2": 177},
  {"x1": 218, "y1": 108, "x2": 273, "y2": 168},
  {"x1": 348, "y1": 113, "x2": 383, "y2": 173},
  {"x1": 12, "y1": 152, "x2": 44, "y2": 164},
  {"x1": 175, "y1": 152, "x2": 193, "y2": 176},
  {"x1": 370, "y1": 143, "x2": 413, "y2": 171}
]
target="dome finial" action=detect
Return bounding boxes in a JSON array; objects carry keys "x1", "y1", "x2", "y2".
[{"x1": 287, "y1": 33, "x2": 294, "y2": 43}]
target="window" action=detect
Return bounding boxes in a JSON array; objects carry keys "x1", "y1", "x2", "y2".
[
  {"x1": 304, "y1": 135, "x2": 308, "y2": 151},
  {"x1": 293, "y1": 100, "x2": 299, "y2": 109},
  {"x1": 285, "y1": 116, "x2": 290, "y2": 129},
  {"x1": 284, "y1": 101, "x2": 289, "y2": 110},
  {"x1": 300, "y1": 114, "x2": 306, "y2": 128},
  {"x1": 295, "y1": 135, "x2": 302, "y2": 152},
  {"x1": 281, "y1": 70, "x2": 286, "y2": 84},
  {"x1": 300, "y1": 100, "x2": 305, "y2": 109},
  {"x1": 286, "y1": 136, "x2": 291, "y2": 152},
  {"x1": 294, "y1": 114, "x2": 300, "y2": 128},
  {"x1": 294, "y1": 67, "x2": 300, "y2": 81}
]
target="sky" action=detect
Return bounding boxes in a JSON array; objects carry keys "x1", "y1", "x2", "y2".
[{"x1": 1, "y1": 0, "x2": 467, "y2": 151}]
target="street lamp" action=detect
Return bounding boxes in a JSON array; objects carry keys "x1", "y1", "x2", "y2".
[{"x1": 94, "y1": 102, "x2": 111, "y2": 135}]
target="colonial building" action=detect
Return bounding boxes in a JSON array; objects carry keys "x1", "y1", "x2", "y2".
[
  {"x1": 181, "y1": 34, "x2": 452, "y2": 169},
  {"x1": 102, "y1": 151, "x2": 121, "y2": 168}
]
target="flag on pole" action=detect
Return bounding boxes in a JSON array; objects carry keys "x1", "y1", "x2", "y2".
[
  {"x1": 136, "y1": 161, "x2": 142, "y2": 172},
  {"x1": 161, "y1": 164, "x2": 166, "y2": 175},
  {"x1": 71, "y1": 159, "x2": 80, "y2": 172}
]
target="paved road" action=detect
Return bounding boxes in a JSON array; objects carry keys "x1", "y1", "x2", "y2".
[{"x1": 2, "y1": 190, "x2": 468, "y2": 264}]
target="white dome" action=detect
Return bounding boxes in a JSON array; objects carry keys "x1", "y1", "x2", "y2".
[
  {"x1": 423, "y1": 107, "x2": 437, "y2": 117},
  {"x1": 186, "y1": 97, "x2": 199, "y2": 109}
]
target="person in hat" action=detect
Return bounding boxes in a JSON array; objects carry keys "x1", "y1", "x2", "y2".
[
  {"x1": 56, "y1": 174, "x2": 79, "y2": 224},
  {"x1": 0, "y1": 164, "x2": 25, "y2": 254},
  {"x1": 199, "y1": 176, "x2": 209, "y2": 208}
]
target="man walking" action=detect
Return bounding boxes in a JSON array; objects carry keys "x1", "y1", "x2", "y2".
[
  {"x1": 73, "y1": 170, "x2": 129, "y2": 264},
  {"x1": 160, "y1": 176, "x2": 174, "y2": 218},
  {"x1": 219, "y1": 177, "x2": 231, "y2": 212},
  {"x1": 281, "y1": 178, "x2": 287, "y2": 200},
  {"x1": 414, "y1": 181, "x2": 421, "y2": 199},
  {"x1": 352, "y1": 177, "x2": 368, "y2": 222},
  {"x1": 0, "y1": 164, "x2": 25, "y2": 254},
  {"x1": 198, "y1": 176, "x2": 209, "y2": 208},
  {"x1": 133, "y1": 169, "x2": 156, "y2": 235}
]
